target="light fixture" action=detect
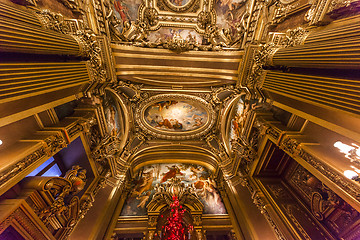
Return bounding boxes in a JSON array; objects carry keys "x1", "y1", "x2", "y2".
[
  {"x1": 344, "y1": 170, "x2": 359, "y2": 181},
  {"x1": 334, "y1": 141, "x2": 360, "y2": 164},
  {"x1": 0, "y1": 139, "x2": 2, "y2": 145}
]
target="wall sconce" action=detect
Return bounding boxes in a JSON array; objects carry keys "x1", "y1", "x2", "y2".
[{"x1": 0, "y1": 139, "x2": 2, "y2": 145}]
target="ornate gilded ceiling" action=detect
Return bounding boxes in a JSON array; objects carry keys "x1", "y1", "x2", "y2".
[{"x1": 109, "y1": 0, "x2": 249, "y2": 50}]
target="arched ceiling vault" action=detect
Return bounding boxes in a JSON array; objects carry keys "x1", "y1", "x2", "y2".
[{"x1": 128, "y1": 144, "x2": 221, "y2": 175}]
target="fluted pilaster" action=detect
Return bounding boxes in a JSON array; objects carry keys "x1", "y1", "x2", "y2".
[
  {"x1": 270, "y1": 16, "x2": 360, "y2": 69},
  {"x1": 0, "y1": 2, "x2": 82, "y2": 55}
]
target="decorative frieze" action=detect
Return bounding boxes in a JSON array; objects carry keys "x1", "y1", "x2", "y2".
[{"x1": 0, "y1": 204, "x2": 51, "y2": 240}]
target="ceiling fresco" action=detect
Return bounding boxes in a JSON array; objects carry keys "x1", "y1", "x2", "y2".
[
  {"x1": 113, "y1": 0, "x2": 141, "y2": 24},
  {"x1": 215, "y1": 0, "x2": 248, "y2": 29},
  {"x1": 144, "y1": 100, "x2": 208, "y2": 132},
  {"x1": 229, "y1": 97, "x2": 245, "y2": 142},
  {"x1": 228, "y1": 97, "x2": 261, "y2": 147},
  {"x1": 120, "y1": 163, "x2": 227, "y2": 216},
  {"x1": 109, "y1": 0, "x2": 248, "y2": 49},
  {"x1": 147, "y1": 28, "x2": 203, "y2": 44},
  {"x1": 103, "y1": 90, "x2": 122, "y2": 137},
  {"x1": 135, "y1": 94, "x2": 216, "y2": 139}
]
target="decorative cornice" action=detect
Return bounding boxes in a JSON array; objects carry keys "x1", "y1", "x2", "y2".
[
  {"x1": 256, "y1": 120, "x2": 360, "y2": 203},
  {"x1": 233, "y1": 176, "x2": 286, "y2": 240},
  {"x1": 0, "y1": 134, "x2": 66, "y2": 189}
]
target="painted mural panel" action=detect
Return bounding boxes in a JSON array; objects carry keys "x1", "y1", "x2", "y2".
[
  {"x1": 112, "y1": 0, "x2": 141, "y2": 23},
  {"x1": 144, "y1": 100, "x2": 208, "y2": 132},
  {"x1": 229, "y1": 97, "x2": 261, "y2": 143},
  {"x1": 215, "y1": 0, "x2": 249, "y2": 29},
  {"x1": 120, "y1": 163, "x2": 227, "y2": 216},
  {"x1": 230, "y1": 98, "x2": 244, "y2": 142},
  {"x1": 103, "y1": 91, "x2": 122, "y2": 137},
  {"x1": 148, "y1": 28, "x2": 203, "y2": 44}
]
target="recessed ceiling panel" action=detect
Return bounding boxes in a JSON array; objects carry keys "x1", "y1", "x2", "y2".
[{"x1": 112, "y1": 44, "x2": 243, "y2": 87}]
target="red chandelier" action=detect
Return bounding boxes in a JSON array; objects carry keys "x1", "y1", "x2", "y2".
[{"x1": 162, "y1": 195, "x2": 193, "y2": 240}]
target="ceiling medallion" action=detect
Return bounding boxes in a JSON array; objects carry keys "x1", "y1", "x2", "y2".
[{"x1": 135, "y1": 94, "x2": 216, "y2": 140}]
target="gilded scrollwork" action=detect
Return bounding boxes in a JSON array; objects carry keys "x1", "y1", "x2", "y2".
[
  {"x1": 270, "y1": 0, "x2": 301, "y2": 25},
  {"x1": 161, "y1": 33, "x2": 197, "y2": 53},
  {"x1": 143, "y1": 7, "x2": 159, "y2": 27},
  {"x1": 36, "y1": 9, "x2": 109, "y2": 84},
  {"x1": 197, "y1": 10, "x2": 212, "y2": 29},
  {"x1": 121, "y1": 21, "x2": 149, "y2": 42},
  {"x1": 106, "y1": 8, "x2": 125, "y2": 41},
  {"x1": 91, "y1": 134, "x2": 122, "y2": 169},
  {"x1": 282, "y1": 27, "x2": 309, "y2": 47},
  {"x1": 36, "y1": 9, "x2": 69, "y2": 33},
  {"x1": 247, "y1": 43, "x2": 277, "y2": 88},
  {"x1": 246, "y1": 26, "x2": 309, "y2": 88},
  {"x1": 230, "y1": 138, "x2": 257, "y2": 176},
  {"x1": 68, "y1": 115, "x2": 97, "y2": 139},
  {"x1": 113, "y1": 80, "x2": 143, "y2": 102}
]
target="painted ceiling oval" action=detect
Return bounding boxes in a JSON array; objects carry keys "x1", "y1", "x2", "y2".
[
  {"x1": 167, "y1": 0, "x2": 192, "y2": 7},
  {"x1": 144, "y1": 100, "x2": 208, "y2": 132},
  {"x1": 136, "y1": 94, "x2": 215, "y2": 139}
]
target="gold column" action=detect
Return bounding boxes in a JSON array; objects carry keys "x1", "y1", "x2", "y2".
[
  {"x1": 0, "y1": 2, "x2": 82, "y2": 55},
  {"x1": 270, "y1": 16, "x2": 360, "y2": 69},
  {"x1": 262, "y1": 71, "x2": 360, "y2": 116},
  {"x1": 0, "y1": 62, "x2": 90, "y2": 104}
]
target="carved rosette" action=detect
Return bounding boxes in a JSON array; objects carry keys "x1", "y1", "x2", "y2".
[{"x1": 135, "y1": 94, "x2": 216, "y2": 140}]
